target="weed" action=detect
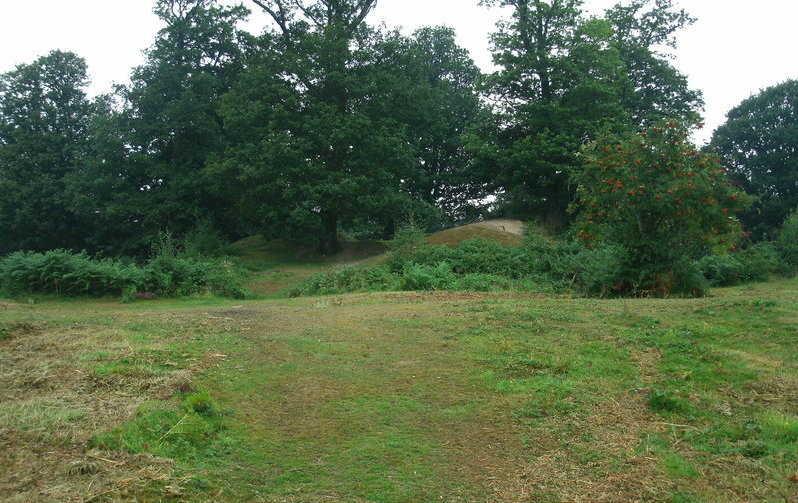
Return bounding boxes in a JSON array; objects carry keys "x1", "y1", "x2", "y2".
[
  {"x1": 648, "y1": 390, "x2": 687, "y2": 413},
  {"x1": 90, "y1": 395, "x2": 227, "y2": 461}
]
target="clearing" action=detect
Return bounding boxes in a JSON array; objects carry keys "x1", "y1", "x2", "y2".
[{"x1": 2, "y1": 278, "x2": 798, "y2": 502}]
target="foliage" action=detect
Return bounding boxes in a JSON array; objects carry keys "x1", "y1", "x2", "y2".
[
  {"x1": 182, "y1": 219, "x2": 238, "y2": 258},
  {"x1": 386, "y1": 26, "x2": 489, "y2": 222},
  {"x1": 474, "y1": 0, "x2": 701, "y2": 226},
  {"x1": 387, "y1": 225, "x2": 427, "y2": 254},
  {"x1": 777, "y1": 209, "x2": 798, "y2": 271},
  {"x1": 572, "y1": 121, "x2": 750, "y2": 296},
  {"x1": 399, "y1": 263, "x2": 458, "y2": 291},
  {"x1": 0, "y1": 50, "x2": 95, "y2": 254},
  {"x1": 695, "y1": 242, "x2": 782, "y2": 287},
  {"x1": 711, "y1": 79, "x2": 798, "y2": 238},
  {"x1": 214, "y1": 4, "x2": 486, "y2": 252},
  {"x1": 215, "y1": 0, "x2": 402, "y2": 253},
  {"x1": 285, "y1": 265, "x2": 400, "y2": 297},
  {"x1": 75, "y1": 0, "x2": 251, "y2": 253},
  {"x1": 603, "y1": 0, "x2": 703, "y2": 127},
  {"x1": 0, "y1": 249, "x2": 250, "y2": 299}
]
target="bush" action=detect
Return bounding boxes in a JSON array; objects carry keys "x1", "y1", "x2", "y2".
[
  {"x1": 182, "y1": 219, "x2": 238, "y2": 258},
  {"x1": 285, "y1": 265, "x2": 400, "y2": 297},
  {"x1": 695, "y1": 242, "x2": 781, "y2": 286},
  {"x1": 0, "y1": 250, "x2": 250, "y2": 299},
  {"x1": 0, "y1": 250, "x2": 134, "y2": 297},
  {"x1": 399, "y1": 262, "x2": 457, "y2": 291},
  {"x1": 389, "y1": 238, "x2": 532, "y2": 279},
  {"x1": 777, "y1": 210, "x2": 798, "y2": 272},
  {"x1": 572, "y1": 121, "x2": 750, "y2": 296},
  {"x1": 534, "y1": 239, "x2": 707, "y2": 298}
]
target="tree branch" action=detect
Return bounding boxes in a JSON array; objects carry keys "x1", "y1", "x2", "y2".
[
  {"x1": 250, "y1": 0, "x2": 290, "y2": 35},
  {"x1": 347, "y1": 0, "x2": 376, "y2": 33}
]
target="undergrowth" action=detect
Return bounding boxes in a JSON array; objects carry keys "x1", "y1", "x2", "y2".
[
  {"x1": 286, "y1": 226, "x2": 792, "y2": 298},
  {"x1": 0, "y1": 249, "x2": 250, "y2": 299}
]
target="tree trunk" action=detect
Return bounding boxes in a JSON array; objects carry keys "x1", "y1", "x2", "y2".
[
  {"x1": 543, "y1": 183, "x2": 570, "y2": 232},
  {"x1": 382, "y1": 217, "x2": 396, "y2": 241},
  {"x1": 544, "y1": 199, "x2": 567, "y2": 231},
  {"x1": 319, "y1": 210, "x2": 340, "y2": 255}
]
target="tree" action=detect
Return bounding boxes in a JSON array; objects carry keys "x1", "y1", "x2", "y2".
[
  {"x1": 217, "y1": 0, "x2": 420, "y2": 253},
  {"x1": 364, "y1": 26, "x2": 488, "y2": 231},
  {"x1": 571, "y1": 121, "x2": 749, "y2": 295},
  {"x1": 711, "y1": 79, "x2": 798, "y2": 239},
  {"x1": 77, "y1": 0, "x2": 250, "y2": 255},
  {"x1": 0, "y1": 50, "x2": 95, "y2": 254},
  {"x1": 604, "y1": 0, "x2": 703, "y2": 127},
  {"x1": 477, "y1": 0, "x2": 702, "y2": 228},
  {"x1": 478, "y1": 0, "x2": 632, "y2": 228}
]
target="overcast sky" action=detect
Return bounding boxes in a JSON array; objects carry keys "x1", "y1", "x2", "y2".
[{"x1": 1, "y1": 0, "x2": 796, "y2": 144}]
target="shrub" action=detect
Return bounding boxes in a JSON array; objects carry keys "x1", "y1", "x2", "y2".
[
  {"x1": 399, "y1": 262, "x2": 457, "y2": 291},
  {"x1": 0, "y1": 250, "x2": 134, "y2": 297},
  {"x1": 694, "y1": 254, "x2": 742, "y2": 286},
  {"x1": 572, "y1": 121, "x2": 750, "y2": 296},
  {"x1": 777, "y1": 210, "x2": 798, "y2": 272},
  {"x1": 182, "y1": 219, "x2": 238, "y2": 258},
  {"x1": 695, "y1": 242, "x2": 781, "y2": 286},
  {"x1": 285, "y1": 265, "x2": 400, "y2": 297},
  {"x1": 389, "y1": 238, "x2": 532, "y2": 279},
  {"x1": 0, "y1": 250, "x2": 250, "y2": 299}
]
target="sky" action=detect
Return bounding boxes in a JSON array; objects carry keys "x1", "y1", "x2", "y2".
[{"x1": 0, "y1": 0, "x2": 796, "y2": 144}]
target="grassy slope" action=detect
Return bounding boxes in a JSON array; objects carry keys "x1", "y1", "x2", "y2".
[
  {"x1": 2, "y1": 280, "x2": 798, "y2": 502},
  {"x1": 233, "y1": 236, "x2": 389, "y2": 296},
  {"x1": 234, "y1": 219, "x2": 538, "y2": 297}
]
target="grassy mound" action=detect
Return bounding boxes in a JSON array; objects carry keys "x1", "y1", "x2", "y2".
[{"x1": 426, "y1": 219, "x2": 528, "y2": 247}]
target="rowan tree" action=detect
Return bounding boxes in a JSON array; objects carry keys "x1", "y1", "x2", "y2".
[{"x1": 572, "y1": 121, "x2": 750, "y2": 295}]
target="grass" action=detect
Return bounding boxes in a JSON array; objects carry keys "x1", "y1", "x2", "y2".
[
  {"x1": 1, "y1": 279, "x2": 798, "y2": 501},
  {"x1": 232, "y1": 220, "x2": 534, "y2": 296}
]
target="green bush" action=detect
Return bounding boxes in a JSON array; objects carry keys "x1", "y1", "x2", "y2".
[
  {"x1": 572, "y1": 122, "x2": 750, "y2": 297},
  {"x1": 399, "y1": 262, "x2": 457, "y2": 291},
  {"x1": 0, "y1": 250, "x2": 133, "y2": 296},
  {"x1": 182, "y1": 219, "x2": 238, "y2": 258},
  {"x1": 777, "y1": 210, "x2": 798, "y2": 271},
  {"x1": 0, "y1": 250, "x2": 250, "y2": 299},
  {"x1": 389, "y1": 238, "x2": 533, "y2": 279},
  {"x1": 286, "y1": 230, "x2": 788, "y2": 298},
  {"x1": 695, "y1": 242, "x2": 781, "y2": 287},
  {"x1": 285, "y1": 265, "x2": 400, "y2": 297},
  {"x1": 694, "y1": 254, "x2": 743, "y2": 286}
]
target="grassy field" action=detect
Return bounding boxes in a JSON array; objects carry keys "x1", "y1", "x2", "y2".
[{"x1": 2, "y1": 279, "x2": 798, "y2": 502}]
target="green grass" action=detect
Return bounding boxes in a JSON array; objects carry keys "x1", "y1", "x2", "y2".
[{"x1": 1, "y1": 279, "x2": 798, "y2": 501}]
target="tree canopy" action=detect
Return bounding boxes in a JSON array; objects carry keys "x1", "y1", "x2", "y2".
[
  {"x1": 0, "y1": 50, "x2": 94, "y2": 254},
  {"x1": 473, "y1": 0, "x2": 702, "y2": 228},
  {"x1": 0, "y1": 0, "x2": 771, "y2": 275},
  {"x1": 711, "y1": 79, "x2": 798, "y2": 239}
]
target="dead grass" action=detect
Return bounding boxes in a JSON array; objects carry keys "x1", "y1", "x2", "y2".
[{"x1": 0, "y1": 308, "x2": 233, "y2": 502}]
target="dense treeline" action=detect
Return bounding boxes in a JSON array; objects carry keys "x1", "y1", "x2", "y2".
[{"x1": 0, "y1": 0, "x2": 796, "y2": 296}]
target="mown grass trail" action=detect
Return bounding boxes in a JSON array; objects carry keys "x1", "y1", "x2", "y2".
[{"x1": 1, "y1": 281, "x2": 797, "y2": 502}]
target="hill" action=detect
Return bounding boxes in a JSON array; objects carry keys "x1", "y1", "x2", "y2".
[{"x1": 232, "y1": 219, "x2": 535, "y2": 296}]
